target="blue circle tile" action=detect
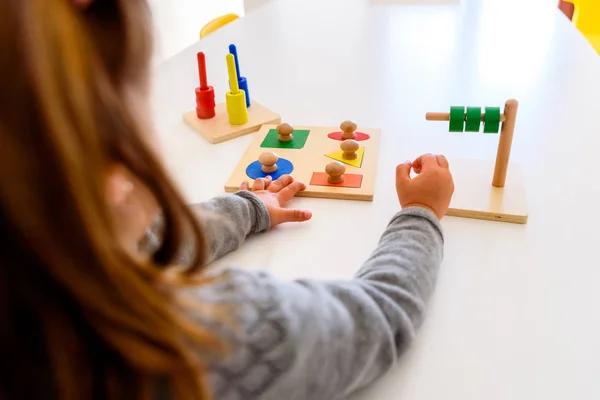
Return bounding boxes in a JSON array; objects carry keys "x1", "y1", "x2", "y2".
[{"x1": 246, "y1": 158, "x2": 294, "y2": 180}]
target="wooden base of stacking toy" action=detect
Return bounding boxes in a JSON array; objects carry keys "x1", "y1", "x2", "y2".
[
  {"x1": 225, "y1": 122, "x2": 380, "y2": 201},
  {"x1": 183, "y1": 101, "x2": 280, "y2": 144},
  {"x1": 446, "y1": 158, "x2": 528, "y2": 224},
  {"x1": 426, "y1": 99, "x2": 528, "y2": 224}
]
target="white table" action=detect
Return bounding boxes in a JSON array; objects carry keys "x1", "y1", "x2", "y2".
[{"x1": 152, "y1": 0, "x2": 600, "y2": 398}]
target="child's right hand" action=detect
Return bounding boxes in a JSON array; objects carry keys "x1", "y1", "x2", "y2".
[{"x1": 395, "y1": 154, "x2": 454, "y2": 219}]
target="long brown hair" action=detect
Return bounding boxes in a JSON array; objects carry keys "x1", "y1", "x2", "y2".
[{"x1": 0, "y1": 0, "x2": 218, "y2": 398}]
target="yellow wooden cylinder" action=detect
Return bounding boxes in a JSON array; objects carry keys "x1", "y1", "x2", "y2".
[
  {"x1": 226, "y1": 90, "x2": 248, "y2": 125},
  {"x1": 567, "y1": 0, "x2": 600, "y2": 35},
  {"x1": 565, "y1": 0, "x2": 600, "y2": 53}
]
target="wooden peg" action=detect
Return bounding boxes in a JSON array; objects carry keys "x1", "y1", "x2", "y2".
[
  {"x1": 276, "y1": 123, "x2": 294, "y2": 142},
  {"x1": 326, "y1": 161, "x2": 346, "y2": 184},
  {"x1": 340, "y1": 120, "x2": 358, "y2": 140},
  {"x1": 492, "y1": 99, "x2": 519, "y2": 187},
  {"x1": 340, "y1": 139, "x2": 359, "y2": 160},
  {"x1": 259, "y1": 152, "x2": 278, "y2": 173},
  {"x1": 425, "y1": 111, "x2": 507, "y2": 123}
]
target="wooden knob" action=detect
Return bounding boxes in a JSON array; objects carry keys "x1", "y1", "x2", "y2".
[
  {"x1": 259, "y1": 152, "x2": 278, "y2": 173},
  {"x1": 325, "y1": 161, "x2": 345, "y2": 184},
  {"x1": 277, "y1": 123, "x2": 294, "y2": 143},
  {"x1": 340, "y1": 139, "x2": 359, "y2": 160},
  {"x1": 340, "y1": 120, "x2": 357, "y2": 139},
  {"x1": 276, "y1": 123, "x2": 294, "y2": 135}
]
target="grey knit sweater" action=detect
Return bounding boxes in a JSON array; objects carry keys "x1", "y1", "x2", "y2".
[{"x1": 143, "y1": 191, "x2": 444, "y2": 400}]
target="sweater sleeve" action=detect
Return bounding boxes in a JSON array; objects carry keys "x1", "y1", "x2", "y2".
[
  {"x1": 189, "y1": 191, "x2": 271, "y2": 264},
  {"x1": 138, "y1": 191, "x2": 270, "y2": 265},
  {"x1": 184, "y1": 207, "x2": 443, "y2": 400}
]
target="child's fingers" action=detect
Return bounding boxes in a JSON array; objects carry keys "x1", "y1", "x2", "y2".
[
  {"x1": 239, "y1": 181, "x2": 250, "y2": 191},
  {"x1": 435, "y1": 155, "x2": 449, "y2": 168},
  {"x1": 268, "y1": 174, "x2": 294, "y2": 193},
  {"x1": 264, "y1": 175, "x2": 273, "y2": 187},
  {"x1": 253, "y1": 179, "x2": 265, "y2": 191},
  {"x1": 253, "y1": 177, "x2": 270, "y2": 191},
  {"x1": 395, "y1": 161, "x2": 412, "y2": 189},
  {"x1": 274, "y1": 208, "x2": 312, "y2": 224},
  {"x1": 412, "y1": 154, "x2": 438, "y2": 174},
  {"x1": 277, "y1": 181, "x2": 306, "y2": 204}
]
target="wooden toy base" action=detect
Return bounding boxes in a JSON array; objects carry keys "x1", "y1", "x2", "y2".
[
  {"x1": 183, "y1": 101, "x2": 280, "y2": 144},
  {"x1": 224, "y1": 124, "x2": 381, "y2": 201},
  {"x1": 447, "y1": 158, "x2": 528, "y2": 224}
]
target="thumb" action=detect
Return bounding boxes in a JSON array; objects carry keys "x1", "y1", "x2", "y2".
[
  {"x1": 396, "y1": 161, "x2": 412, "y2": 188},
  {"x1": 272, "y1": 208, "x2": 312, "y2": 225}
]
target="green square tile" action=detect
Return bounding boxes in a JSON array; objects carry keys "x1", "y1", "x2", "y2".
[{"x1": 260, "y1": 129, "x2": 310, "y2": 149}]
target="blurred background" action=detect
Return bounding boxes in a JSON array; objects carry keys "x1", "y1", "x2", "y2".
[
  {"x1": 150, "y1": 0, "x2": 248, "y2": 63},
  {"x1": 149, "y1": 0, "x2": 598, "y2": 65}
]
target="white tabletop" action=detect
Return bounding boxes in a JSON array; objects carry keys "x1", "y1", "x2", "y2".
[{"x1": 151, "y1": 0, "x2": 600, "y2": 398}]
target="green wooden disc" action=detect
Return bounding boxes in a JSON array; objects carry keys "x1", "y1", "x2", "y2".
[
  {"x1": 484, "y1": 107, "x2": 501, "y2": 133},
  {"x1": 465, "y1": 107, "x2": 482, "y2": 132},
  {"x1": 449, "y1": 106, "x2": 465, "y2": 132}
]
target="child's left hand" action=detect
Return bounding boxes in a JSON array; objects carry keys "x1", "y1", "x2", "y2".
[{"x1": 239, "y1": 175, "x2": 312, "y2": 227}]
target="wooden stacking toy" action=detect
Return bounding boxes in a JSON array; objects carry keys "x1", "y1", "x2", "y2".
[
  {"x1": 425, "y1": 99, "x2": 527, "y2": 224},
  {"x1": 183, "y1": 45, "x2": 280, "y2": 144}
]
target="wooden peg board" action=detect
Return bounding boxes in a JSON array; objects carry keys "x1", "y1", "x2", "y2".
[
  {"x1": 447, "y1": 158, "x2": 528, "y2": 224},
  {"x1": 183, "y1": 101, "x2": 280, "y2": 144},
  {"x1": 224, "y1": 124, "x2": 381, "y2": 201}
]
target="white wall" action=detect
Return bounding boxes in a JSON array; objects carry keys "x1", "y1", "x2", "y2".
[
  {"x1": 150, "y1": 0, "x2": 245, "y2": 63},
  {"x1": 244, "y1": 0, "x2": 274, "y2": 12}
]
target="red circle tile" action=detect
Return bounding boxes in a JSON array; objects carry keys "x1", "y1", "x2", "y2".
[{"x1": 327, "y1": 131, "x2": 370, "y2": 141}]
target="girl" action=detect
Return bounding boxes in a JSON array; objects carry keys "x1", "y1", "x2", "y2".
[{"x1": 0, "y1": 0, "x2": 454, "y2": 399}]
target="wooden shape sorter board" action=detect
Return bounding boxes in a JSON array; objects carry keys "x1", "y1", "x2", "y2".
[
  {"x1": 224, "y1": 125, "x2": 381, "y2": 201},
  {"x1": 447, "y1": 158, "x2": 528, "y2": 224},
  {"x1": 183, "y1": 101, "x2": 281, "y2": 144}
]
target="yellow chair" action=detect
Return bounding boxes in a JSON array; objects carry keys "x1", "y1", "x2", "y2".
[
  {"x1": 200, "y1": 13, "x2": 239, "y2": 39},
  {"x1": 565, "y1": 0, "x2": 600, "y2": 53}
]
